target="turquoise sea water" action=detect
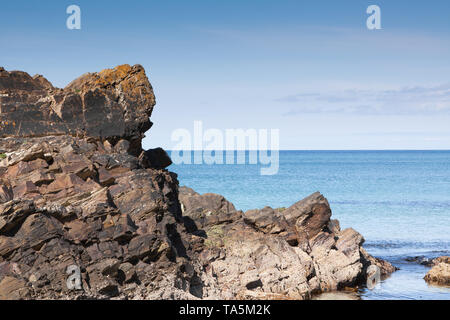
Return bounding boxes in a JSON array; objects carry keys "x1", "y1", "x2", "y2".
[{"x1": 169, "y1": 151, "x2": 450, "y2": 300}]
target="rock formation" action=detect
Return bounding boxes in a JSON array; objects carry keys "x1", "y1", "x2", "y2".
[
  {"x1": 0, "y1": 64, "x2": 154, "y2": 155},
  {"x1": 0, "y1": 65, "x2": 395, "y2": 300},
  {"x1": 424, "y1": 256, "x2": 450, "y2": 286},
  {"x1": 179, "y1": 188, "x2": 395, "y2": 299}
]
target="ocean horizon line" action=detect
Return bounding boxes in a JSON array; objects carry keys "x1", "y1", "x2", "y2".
[{"x1": 164, "y1": 149, "x2": 450, "y2": 152}]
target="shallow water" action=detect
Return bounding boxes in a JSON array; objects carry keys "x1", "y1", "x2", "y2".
[
  {"x1": 170, "y1": 151, "x2": 450, "y2": 300},
  {"x1": 359, "y1": 257, "x2": 450, "y2": 300}
]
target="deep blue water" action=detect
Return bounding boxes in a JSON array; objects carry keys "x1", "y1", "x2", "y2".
[{"x1": 169, "y1": 151, "x2": 450, "y2": 300}]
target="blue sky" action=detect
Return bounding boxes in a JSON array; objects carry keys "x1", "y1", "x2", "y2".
[{"x1": 1, "y1": 0, "x2": 450, "y2": 149}]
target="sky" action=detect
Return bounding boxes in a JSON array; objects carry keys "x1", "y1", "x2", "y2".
[{"x1": 1, "y1": 0, "x2": 450, "y2": 150}]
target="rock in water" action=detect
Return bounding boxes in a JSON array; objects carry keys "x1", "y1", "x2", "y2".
[
  {"x1": 0, "y1": 65, "x2": 395, "y2": 299},
  {"x1": 178, "y1": 187, "x2": 396, "y2": 299},
  {"x1": 424, "y1": 257, "x2": 450, "y2": 286}
]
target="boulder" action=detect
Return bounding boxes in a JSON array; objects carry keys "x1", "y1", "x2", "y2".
[
  {"x1": 424, "y1": 262, "x2": 450, "y2": 286},
  {"x1": 140, "y1": 148, "x2": 173, "y2": 169},
  {"x1": 423, "y1": 256, "x2": 450, "y2": 286}
]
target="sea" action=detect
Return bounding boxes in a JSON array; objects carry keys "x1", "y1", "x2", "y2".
[{"x1": 169, "y1": 150, "x2": 450, "y2": 300}]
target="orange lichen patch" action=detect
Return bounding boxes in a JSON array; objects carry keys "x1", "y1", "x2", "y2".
[
  {"x1": 96, "y1": 64, "x2": 132, "y2": 87},
  {"x1": 64, "y1": 64, "x2": 153, "y2": 100}
]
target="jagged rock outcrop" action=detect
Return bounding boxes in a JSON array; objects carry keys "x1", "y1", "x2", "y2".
[
  {"x1": 0, "y1": 64, "x2": 155, "y2": 155},
  {"x1": 179, "y1": 188, "x2": 395, "y2": 299},
  {"x1": 424, "y1": 256, "x2": 450, "y2": 286},
  {"x1": 0, "y1": 135, "x2": 189, "y2": 299},
  {"x1": 0, "y1": 65, "x2": 395, "y2": 300}
]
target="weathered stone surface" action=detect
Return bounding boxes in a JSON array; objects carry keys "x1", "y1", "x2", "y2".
[
  {"x1": 178, "y1": 187, "x2": 395, "y2": 299},
  {"x1": 280, "y1": 192, "x2": 332, "y2": 250},
  {"x1": 97, "y1": 167, "x2": 115, "y2": 187},
  {"x1": 424, "y1": 263, "x2": 450, "y2": 286},
  {"x1": 0, "y1": 276, "x2": 30, "y2": 300},
  {"x1": 0, "y1": 133, "x2": 187, "y2": 299},
  {"x1": 424, "y1": 256, "x2": 450, "y2": 286},
  {"x1": 0, "y1": 200, "x2": 35, "y2": 234},
  {"x1": 0, "y1": 65, "x2": 155, "y2": 146},
  {"x1": 179, "y1": 186, "x2": 240, "y2": 232},
  {"x1": 243, "y1": 207, "x2": 288, "y2": 234},
  {"x1": 0, "y1": 184, "x2": 13, "y2": 204}
]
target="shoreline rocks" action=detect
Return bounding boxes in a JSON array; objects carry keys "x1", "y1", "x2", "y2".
[
  {"x1": 179, "y1": 187, "x2": 396, "y2": 299},
  {"x1": 424, "y1": 256, "x2": 450, "y2": 286},
  {"x1": 0, "y1": 65, "x2": 395, "y2": 299}
]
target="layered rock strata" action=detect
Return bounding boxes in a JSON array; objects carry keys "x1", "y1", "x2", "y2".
[{"x1": 0, "y1": 65, "x2": 395, "y2": 299}]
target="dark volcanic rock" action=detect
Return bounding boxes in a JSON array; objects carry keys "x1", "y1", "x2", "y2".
[{"x1": 141, "y1": 148, "x2": 172, "y2": 170}]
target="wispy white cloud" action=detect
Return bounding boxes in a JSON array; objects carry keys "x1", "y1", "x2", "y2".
[
  {"x1": 278, "y1": 84, "x2": 450, "y2": 115},
  {"x1": 194, "y1": 25, "x2": 450, "y2": 57}
]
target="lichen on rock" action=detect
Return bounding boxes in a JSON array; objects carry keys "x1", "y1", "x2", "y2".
[{"x1": 0, "y1": 64, "x2": 155, "y2": 154}]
